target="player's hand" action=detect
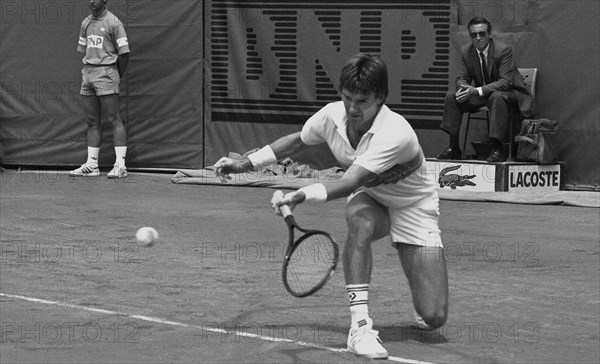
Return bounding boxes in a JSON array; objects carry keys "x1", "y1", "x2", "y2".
[
  {"x1": 213, "y1": 157, "x2": 252, "y2": 183},
  {"x1": 271, "y1": 190, "x2": 305, "y2": 215}
]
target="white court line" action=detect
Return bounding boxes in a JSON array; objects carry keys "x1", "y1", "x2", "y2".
[{"x1": 0, "y1": 292, "x2": 436, "y2": 364}]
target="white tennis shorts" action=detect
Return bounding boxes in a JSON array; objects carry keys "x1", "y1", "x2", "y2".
[{"x1": 348, "y1": 190, "x2": 443, "y2": 248}]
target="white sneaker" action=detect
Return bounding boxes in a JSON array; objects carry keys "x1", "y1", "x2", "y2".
[
  {"x1": 69, "y1": 163, "x2": 100, "y2": 177},
  {"x1": 347, "y1": 318, "x2": 388, "y2": 359},
  {"x1": 414, "y1": 310, "x2": 434, "y2": 331},
  {"x1": 107, "y1": 163, "x2": 128, "y2": 179}
]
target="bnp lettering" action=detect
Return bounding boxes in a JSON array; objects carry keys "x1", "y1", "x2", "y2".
[{"x1": 87, "y1": 35, "x2": 103, "y2": 48}]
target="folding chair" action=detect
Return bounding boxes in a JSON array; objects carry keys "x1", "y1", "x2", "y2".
[{"x1": 462, "y1": 68, "x2": 538, "y2": 161}]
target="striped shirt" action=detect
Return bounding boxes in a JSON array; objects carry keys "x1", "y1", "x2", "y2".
[{"x1": 78, "y1": 9, "x2": 129, "y2": 65}]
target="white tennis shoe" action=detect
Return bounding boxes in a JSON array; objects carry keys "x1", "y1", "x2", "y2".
[
  {"x1": 69, "y1": 163, "x2": 100, "y2": 177},
  {"x1": 107, "y1": 163, "x2": 128, "y2": 179},
  {"x1": 347, "y1": 318, "x2": 388, "y2": 359}
]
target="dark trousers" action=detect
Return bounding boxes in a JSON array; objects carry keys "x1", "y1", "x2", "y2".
[{"x1": 440, "y1": 90, "x2": 519, "y2": 143}]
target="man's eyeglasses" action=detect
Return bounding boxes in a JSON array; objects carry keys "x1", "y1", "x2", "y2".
[{"x1": 469, "y1": 31, "x2": 489, "y2": 39}]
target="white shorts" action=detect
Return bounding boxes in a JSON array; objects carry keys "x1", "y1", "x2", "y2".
[{"x1": 348, "y1": 190, "x2": 443, "y2": 248}]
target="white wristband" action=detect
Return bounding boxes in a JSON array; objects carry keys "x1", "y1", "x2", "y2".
[
  {"x1": 298, "y1": 183, "x2": 328, "y2": 202},
  {"x1": 247, "y1": 145, "x2": 277, "y2": 168}
]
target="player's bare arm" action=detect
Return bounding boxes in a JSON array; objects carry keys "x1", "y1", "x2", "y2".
[
  {"x1": 277, "y1": 163, "x2": 376, "y2": 210},
  {"x1": 325, "y1": 164, "x2": 376, "y2": 200},
  {"x1": 214, "y1": 132, "x2": 307, "y2": 181}
]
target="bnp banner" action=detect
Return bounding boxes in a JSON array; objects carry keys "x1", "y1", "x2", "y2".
[{"x1": 204, "y1": 0, "x2": 452, "y2": 164}]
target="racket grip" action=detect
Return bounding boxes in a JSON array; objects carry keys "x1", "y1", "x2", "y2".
[
  {"x1": 272, "y1": 190, "x2": 293, "y2": 218},
  {"x1": 279, "y1": 204, "x2": 292, "y2": 218}
]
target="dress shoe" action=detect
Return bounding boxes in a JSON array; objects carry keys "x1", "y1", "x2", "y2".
[
  {"x1": 486, "y1": 149, "x2": 505, "y2": 163},
  {"x1": 436, "y1": 146, "x2": 462, "y2": 160}
]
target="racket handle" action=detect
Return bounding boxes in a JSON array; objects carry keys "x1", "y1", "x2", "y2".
[
  {"x1": 279, "y1": 203, "x2": 292, "y2": 218},
  {"x1": 272, "y1": 190, "x2": 293, "y2": 218}
]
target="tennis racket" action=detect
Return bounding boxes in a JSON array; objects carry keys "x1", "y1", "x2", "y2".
[{"x1": 273, "y1": 191, "x2": 339, "y2": 297}]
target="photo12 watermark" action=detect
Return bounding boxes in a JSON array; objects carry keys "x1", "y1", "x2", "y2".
[
  {"x1": 0, "y1": 1, "x2": 141, "y2": 25},
  {"x1": 1, "y1": 321, "x2": 143, "y2": 344},
  {"x1": 458, "y1": 1, "x2": 541, "y2": 25},
  {"x1": 1, "y1": 169, "x2": 140, "y2": 185},
  {"x1": 197, "y1": 321, "x2": 341, "y2": 345},
  {"x1": 438, "y1": 320, "x2": 540, "y2": 344},
  {"x1": 1, "y1": 241, "x2": 143, "y2": 264},
  {"x1": 199, "y1": 241, "x2": 337, "y2": 265}
]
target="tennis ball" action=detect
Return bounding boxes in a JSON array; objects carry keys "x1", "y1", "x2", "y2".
[{"x1": 136, "y1": 227, "x2": 158, "y2": 247}]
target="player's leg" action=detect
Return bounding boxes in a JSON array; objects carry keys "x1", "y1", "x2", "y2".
[
  {"x1": 391, "y1": 194, "x2": 448, "y2": 329},
  {"x1": 344, "y1": 191, "x2": 389, "y2": 283},
  {"x1": 100, "y1": 93, "x2": 128, "y2": 178},
  {"x1": 70, "y1": 94, "x2": 101, "y2": 176},
  {"x1": 344, "y1": 191, "x2": 390, "y2": 359},
  {"x1": 397, "y1": 244, "x2": 448, "y2": 329}
]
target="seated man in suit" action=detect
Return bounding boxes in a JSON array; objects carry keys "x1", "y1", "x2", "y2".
[{"x1": 437, "y1": 16, "x2": 534, "y2": 162}]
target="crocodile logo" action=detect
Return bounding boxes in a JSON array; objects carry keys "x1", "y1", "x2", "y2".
[{"x1": 438, "y1": 165, "x2": 476, "y2": 189}]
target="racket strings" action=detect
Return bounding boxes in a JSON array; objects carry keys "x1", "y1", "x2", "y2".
[{"x1": 286, "y1": 233, "x2": 337, "y2": 295}]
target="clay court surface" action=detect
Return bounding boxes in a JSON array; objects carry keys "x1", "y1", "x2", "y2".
[{"x1": 1, "y1": 170, "x2": 598, "y2": 363}]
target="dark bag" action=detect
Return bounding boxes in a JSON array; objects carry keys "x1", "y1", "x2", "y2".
[{"x1": 515, "y1": 119, "x2": 559, "y2": 164}]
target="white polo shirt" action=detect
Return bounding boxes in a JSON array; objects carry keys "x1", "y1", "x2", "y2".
[{"x1": 301, "y1": 101, "x2": 437, "y2": 208}]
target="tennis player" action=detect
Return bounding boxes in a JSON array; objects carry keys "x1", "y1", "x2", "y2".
[
  {"x1": 215, "y1": 53, "x2": 448, "y2": 359},
  {"x1": 70, "y1": 0, "x2": 129, "y2": 178}
]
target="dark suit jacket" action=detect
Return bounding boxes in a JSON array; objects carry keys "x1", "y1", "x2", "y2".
[{"x1": 456, "y1": 38, "x2": 535, "y2": 117}]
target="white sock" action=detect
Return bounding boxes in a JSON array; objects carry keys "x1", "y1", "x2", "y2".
[
  {"x1": 347, "y1": 283, "x2": 370, "y2": 327},
  {"x1": 114, "y1": 146, "x2": 127, "y2": 168},
  {"x1": 86, "y1": 147, "x2": 99, "y2": 166}
]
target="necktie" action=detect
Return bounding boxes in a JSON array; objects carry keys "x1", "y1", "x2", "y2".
[{"x1": 479, "y1": 51, "x2": 490, "y2": 85}]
